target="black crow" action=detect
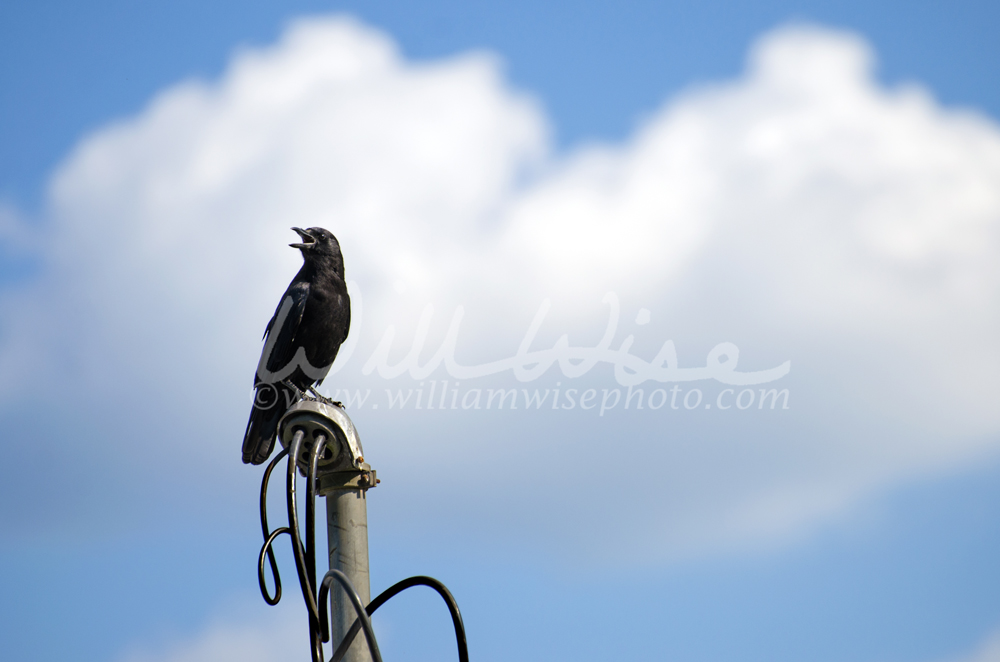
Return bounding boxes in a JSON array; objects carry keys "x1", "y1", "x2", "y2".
[{"x1": 242, "y1": 227, "x2": 351, "y2": 465}]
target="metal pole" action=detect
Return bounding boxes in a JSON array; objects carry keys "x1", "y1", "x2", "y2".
[{"x1": 326, "y1": 487, "x2": 372, "y2": 662}]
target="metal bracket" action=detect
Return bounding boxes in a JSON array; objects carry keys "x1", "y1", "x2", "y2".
[{"x1": 317, "y1": 468, "x2": 379, "y2": 495}]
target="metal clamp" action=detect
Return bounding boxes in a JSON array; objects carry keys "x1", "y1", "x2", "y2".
[{"x1": 317, "y1": 468, "x2": 379, "y2": 495}]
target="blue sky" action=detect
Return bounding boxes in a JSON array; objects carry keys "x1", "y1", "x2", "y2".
[
  {"x1": 2, "y1": 2, "x2": 1000, "y2": 662},
  {"x1": 4, "y1": 0, "x2": 999, "y2": 209}
]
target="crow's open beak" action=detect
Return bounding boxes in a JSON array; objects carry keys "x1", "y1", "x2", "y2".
[{"x1": 289, "y1": 227, "x2": 315, "y2": 249}]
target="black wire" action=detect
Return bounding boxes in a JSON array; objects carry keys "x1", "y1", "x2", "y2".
[
  {"x1": 258, "y1": 526, "x2": 293, "y2": 605},
  {"x1": 258, "y1": 448, "x2": 289, "y2": 605},
  {"x1": 285, "y1": 430, "x2": 322, "y2": 630},
  {"x1": 306, "y1": 433, "x2": 328, "y2": 662},
  {"x1": 320, "y1": 569, "x2": 384, "y2": 662},
  {"x1": 327, "y1": 576, "x2": 469, "y2": 662}
]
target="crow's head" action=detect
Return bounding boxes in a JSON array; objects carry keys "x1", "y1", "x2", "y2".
[{"x1": 290, "y1": 227, "x2": 344, "y2": 273}]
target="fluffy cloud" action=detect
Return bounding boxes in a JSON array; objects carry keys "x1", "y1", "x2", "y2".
[
  {"x1": 2, "y1": 16, "x2": 999, "y2": 562},
  {"x1": 945, "y1": 629, "x2": 1000, "y2": 662},
  {"x1": 119, "y1": 607, "x2": 304, "y2": 662}
]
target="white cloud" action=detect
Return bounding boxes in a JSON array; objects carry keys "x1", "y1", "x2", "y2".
[
  {"x1": 943, "y1": 629, "x2": 1000, "y2": 662},
  {"x1": 118, "y1": 607, "x2": 306, "y2": 662},
  {"x1": 2, "y1": 16, "x2": 999, "y2": 562}
]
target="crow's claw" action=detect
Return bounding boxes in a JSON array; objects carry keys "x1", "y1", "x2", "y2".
[
  {"x1": 281, "y1": 380, "x2": 305, "y2": 401},
  {"x1": 304, "y1": 386, "x2": 345, "y2": 408}
]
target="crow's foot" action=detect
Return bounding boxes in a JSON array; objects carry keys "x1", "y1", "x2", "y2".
[
  {"x1": 306, "y1": 386, "x2": 344, "y2": 408},
  {"x1": 281, "y1": 380, "x2": 305, "y2": 401}
]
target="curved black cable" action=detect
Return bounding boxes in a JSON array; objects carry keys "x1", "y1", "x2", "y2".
[
  {"x1": 326, "y1": 575, "x2": 469, "y2": 662},
  {"x1": 258, "y1": 448, "x2": 289, "y2": 605},
  {"x1": 320, "y1": 569, "x2": 384, "y2": 662},
  {"x1": 286, "y1": 430, "x2": 321, "y2": 626},
  {"x1": 306, "y1": 434, "x2": 326, "y2": 592},
  {"x1": 306, "y1": 433, "x2": 328, "y2": 662},
  {"x1": 258, "y1": 526, "x2": 293, "y2": 605}
]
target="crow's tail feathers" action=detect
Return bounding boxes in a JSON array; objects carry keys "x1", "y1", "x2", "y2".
[{"x1": 242, "y1": 382, "x2": 295, "y2": 465}]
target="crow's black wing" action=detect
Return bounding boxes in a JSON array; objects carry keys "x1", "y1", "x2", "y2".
[
  {"x1": 261, "y1": 281, "x2": 310, "y2": 376},
  {"x1": 242, "y1": 281, "x2": 310, "y2": 465}
]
